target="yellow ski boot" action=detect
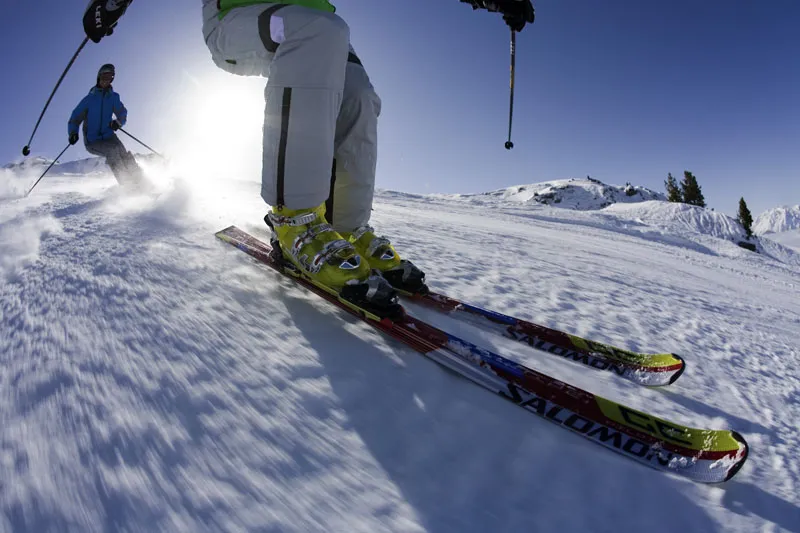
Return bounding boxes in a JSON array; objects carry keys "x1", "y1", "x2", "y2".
[
  {"x1": 266, "y1": 205, "x2": 401, "y2": 316},
  {"x1": 343, "y1": 225, "x2": 427, "y2": 294}
]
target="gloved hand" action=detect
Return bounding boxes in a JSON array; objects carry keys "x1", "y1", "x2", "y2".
[
  {"x1": 499, "y1": 0, "x2": 534, "y2": 32},
  {"x1": 110, "y1": 120, "x2": 122, "y2": 131},
  {"x1": 460, "y1": 0, "x2": 535, "y2": 32},
  {"x1": 69, "y1": 133, "x2": 79, "y2": 145},
  {"x1": 83, "y1": 0, "x2": 133, "y2": 43}
]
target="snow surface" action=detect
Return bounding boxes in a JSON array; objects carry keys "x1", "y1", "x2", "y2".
[
  {"x1": 754, "y1": 205, "x2": 800, "y2": 235},
  {"x1": 1, "y1": 168, "x2": 799, "y2": 533},
  {"x1": 769, "y1": 230, "x2": 800, "y2": 254},
  {"x1": 428, "y1": 177, "x2": 665, "y2": 211}
]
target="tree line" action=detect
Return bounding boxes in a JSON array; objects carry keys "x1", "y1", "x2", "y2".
[{"x1": 664, "y1": 171, "x2": 753, "y2": 239}]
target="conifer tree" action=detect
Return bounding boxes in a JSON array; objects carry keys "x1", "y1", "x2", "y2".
[
  {"x1": 681, "y1": 171, "x2": 706, "y2": 207},
  {"x1": 664, "y1": 173, "x2": 682, "y2": 202},
  {"x1": 737, "y1": 197, "x2": 754, "y2": 239}
]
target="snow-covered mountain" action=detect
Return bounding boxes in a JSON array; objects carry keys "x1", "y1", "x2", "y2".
[
  {"x1": 384, "y1": 178, "x2": 798, "y2": 266},
  {"x1": 3, "y1": 155, "x2": 107, "y2": 176},
  {"x1": 431, "y1": 177, "x2": 665, "y2": 210},
  {"x1": 753, "y1": 205, "x2": 800, "y2": 235},
  {"x1": 2, "y1": 153, "x2": 160, "y2": 177},
  {"x1": 1, "y1": 154, "x2": 165, "y2": 198},
  {"x1": 1, "y1": 155, "x2": 54, "y2": 172}
]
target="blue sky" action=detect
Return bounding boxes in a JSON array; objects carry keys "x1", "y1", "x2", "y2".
[{"x1": 1, "y1": 0, "x2": 798, "y2": 216}]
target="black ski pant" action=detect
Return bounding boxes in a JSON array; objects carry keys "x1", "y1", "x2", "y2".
[{"x1": 85, "y1": 135, "x2": 142, "y2": 185}]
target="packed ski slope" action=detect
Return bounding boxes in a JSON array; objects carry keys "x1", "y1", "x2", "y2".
[{"x1": 1, "y1": 168, "x2": 799, "y2": 533}]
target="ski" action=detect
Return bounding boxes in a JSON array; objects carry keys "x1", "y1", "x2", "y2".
[
  {"x1": 215, "y1": 226, "x2": 748, "y2": 483},
  {"x1": 403, "y1": 291, "x2": 685, "y2": 387}
]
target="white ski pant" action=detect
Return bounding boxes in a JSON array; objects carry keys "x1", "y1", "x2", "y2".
[{"x1": 203, "y1": 4, "x2": 381, "y2": 230}]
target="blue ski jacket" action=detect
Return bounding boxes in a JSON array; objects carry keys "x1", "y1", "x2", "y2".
[{"x1": 68, "y1": 86, "x2": 128, "y2": 144}]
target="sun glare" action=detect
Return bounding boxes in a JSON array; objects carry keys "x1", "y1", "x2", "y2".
[{"x1": 171, "y1": 74, "x2": 266, "y2": 182}]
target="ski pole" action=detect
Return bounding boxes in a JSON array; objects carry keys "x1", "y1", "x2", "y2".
[
  {"x1": 504, "y1": 29, "x2": 516, "y2": 150},
  {"x1": 119, "y1": 128, "x2": 165, "y2": 159},
  {"x1": 21, "y1": 37, "x2": 90, "y2": 157},
  {"x1": 25, "y1": 144, "x2": 71, "y2": 197}
]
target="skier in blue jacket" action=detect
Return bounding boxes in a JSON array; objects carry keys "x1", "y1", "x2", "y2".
[{"x1": 68, "y1": 63, "x2": 144, "y2": 187}]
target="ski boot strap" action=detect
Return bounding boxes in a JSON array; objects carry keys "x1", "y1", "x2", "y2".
[
  {"x1": 307, "y1": 239, "x2": 360, "y2": 274},
  {"x1": 350, "y1": 225, "x2": 393, "y2": 259},
  {"x1": 349, "y1": 224, "x2": 374, "y2": 241},
  {"x1": 291, "y1": 223, "x2": 336, "y2": 254},
  {"x1": 267, "y1": 211, "x2": 318, "y2": 227}
]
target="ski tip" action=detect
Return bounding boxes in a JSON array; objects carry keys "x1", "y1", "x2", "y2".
[
  {"x1": 668, "y1": 354, "x2": 687, "y2": 385},
  {"x1": 723, "y1": 431, "x2": 749, "y2": 482}
]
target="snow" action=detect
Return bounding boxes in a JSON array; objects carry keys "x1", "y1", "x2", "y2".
[
  {"x1": 2, "y1": 155, "x2": 164, "y2": 179},
  {"x1": 428, "y1": 177, "x2": 665, "y2": 210},
  {"x1": 754, "y1": 205, "x2": 800, "y2": 235},
  {"x1": 1, "y1": 167, "x2": 799, "y2": 533},
  {"x1": 769, "y1": 229, "x2": 800, "y2": 254}
]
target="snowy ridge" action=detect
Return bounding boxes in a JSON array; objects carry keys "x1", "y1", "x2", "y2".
[
  {"x1": 600, "y1": 201, "x2": 800, "y2": 267},
  {"x1": 0, "y1": 154, "x2": 164, "y2": 200},
  {"x1": 428, "y1": 177, "x2": 665, "y2": 210},
  {"x1": 754, "y1": 205, "x2": 800, "y2": 235},
  {"x1": 3, "y1": 155, "x2": 107, "y2": 177},
  {"x1": 384, "y1": 180, "x2": 800, "y2": 267},
  {"x1": 1, "y1": 154, "x2": 162, "y2": 178},
  {"x1": 602, "y1": 201, "x2": 746, "y2": 240},
  {"x1": 2, "y1": 156, "x2": 53, "y2": 172}
]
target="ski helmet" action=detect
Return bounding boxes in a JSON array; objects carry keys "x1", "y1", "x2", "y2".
[{"x1": 97, "y1": 63, "x2": 115, "y2": 83}]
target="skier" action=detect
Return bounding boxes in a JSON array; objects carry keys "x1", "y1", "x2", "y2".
[
  {"x1": 67, "y1": 63, "x2": 145, "y2": 188},
  {"x1": 83, "y1": 0, "x2": 534, "y2": 314}
]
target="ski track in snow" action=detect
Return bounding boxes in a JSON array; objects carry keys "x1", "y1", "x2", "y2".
[{"x1": 1, "y1": 173, "x2": 799, "y2": 533}]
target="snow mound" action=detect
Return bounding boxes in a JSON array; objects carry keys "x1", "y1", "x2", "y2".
[
  {"x1": 753, "y1": 205, "x2": 800, "y2": 235},
  {"x1": 434, "y1": 177, "x2": 665, "y2": 210},
  {"x1": 602, "y1": 201, "x2": 800, "y2": 266},
  {"x1": 602, "y1": 201, "x2": 747, "y2": 241}
]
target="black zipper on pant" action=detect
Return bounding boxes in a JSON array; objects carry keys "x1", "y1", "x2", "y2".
[
  {"x1": 276, "y1": 87, "x2": 292, "y2": 208},
  {"x1": 325, "y1": 158, "x2": 336, "y2": 224}
]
